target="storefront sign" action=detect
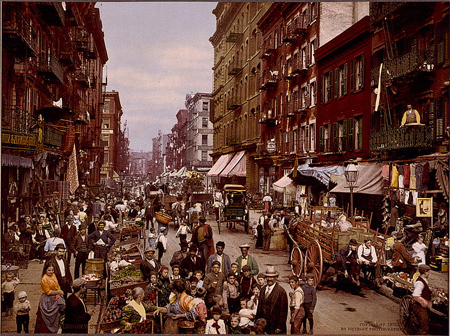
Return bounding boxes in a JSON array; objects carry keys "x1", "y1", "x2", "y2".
[
  {"x1": 267, "y1": 140, "x2": 276, "y2": 153},
  {"x1": 101, "y1": 129, "x2": 114, "y2": 134},
  {"x1": 43, "y1": 125, "x2": 63, "y2": 147},
  {"x1": 2, "y1": 130, "x2": 37, "y2": 150},
  {"x1": 417, "y1": 197, "x2": 433, "y2": 217}
]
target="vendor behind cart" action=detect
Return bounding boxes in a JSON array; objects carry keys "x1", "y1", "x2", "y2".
[{"x1": 121, "y1": 287, "x2": 164, "y2": 331}]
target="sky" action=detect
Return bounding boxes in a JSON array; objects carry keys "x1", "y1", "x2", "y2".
[{"x1": 98, "y1": 2, "x2": 217, "y2": 152}]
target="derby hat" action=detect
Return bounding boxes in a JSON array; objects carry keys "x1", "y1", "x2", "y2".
[{"x1": 263, "y1": 265, "x2": 279, "y2": 277}]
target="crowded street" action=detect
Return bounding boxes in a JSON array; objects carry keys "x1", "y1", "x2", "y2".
[{"x1": 2, "y1": 2, "x2": 449, "y2": 335}]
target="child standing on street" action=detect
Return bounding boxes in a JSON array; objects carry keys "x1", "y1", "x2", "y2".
[
  {"x1": 175, "y1": 220, "x2": 191, "y2": 244},
  {"x1": 205, "y1": 305, "x2": 227, "y2": 334},
  {"x1": 301, "y1": 274, "x2": 317, "y2": 334},
  {"x1": 15, "y1": 291, "x2": 31, "y2": 333},
  {"x1": 148, "y1": 227, "x2": 157, "y2": 250},
  {"x1": 2, "y1": 272, "x2": 20, "y2": 317}
]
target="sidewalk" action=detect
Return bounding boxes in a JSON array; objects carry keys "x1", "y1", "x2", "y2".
[{"x1": 1, "y1": 259, "x2": 104, "y2": 334}]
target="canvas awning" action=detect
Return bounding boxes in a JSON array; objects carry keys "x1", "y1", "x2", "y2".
[
  {"x1": 296, "y1": 159, "x2": 345, "y2": 186},
  {"x1": 176, "y1": 167, "x2": 187, "y2": 177},
  {"x1": 220, "y1": 151, "x2": 246, "y2": 177},
  {"x1": 273, "y1": 174, "x2": 296, "y2": 194},
  {"x1": 2, "y1": 154, "x2": 34, "y2": 169},
  {"x1": 330, "y1": 163, "x2": 383, "y2": 195},
  {"x1": 207, "y1": 153, "x2": 234, "y2": 177}
]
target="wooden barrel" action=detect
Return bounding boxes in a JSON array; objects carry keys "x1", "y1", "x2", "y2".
[{"x1": 85, "y1": 258, "x2": 104, "y2": 277}]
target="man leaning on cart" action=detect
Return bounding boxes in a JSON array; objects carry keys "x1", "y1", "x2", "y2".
[{"x1": 412, "y1": 264, "x2": 432, "y2": 335}]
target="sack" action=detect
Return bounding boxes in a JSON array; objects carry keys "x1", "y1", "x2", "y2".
[{"x1": 88, "y1": 251, "x2": 95, "y2": 259}]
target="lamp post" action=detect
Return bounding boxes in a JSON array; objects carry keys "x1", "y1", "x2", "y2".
[{"x1": 345, "y1": 162, "x2": 359, "y2": 218}]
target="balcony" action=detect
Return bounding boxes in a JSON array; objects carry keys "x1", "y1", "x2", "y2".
[
  {"x1": 228, "y1": 60, "x2": 243, "y2": 76},
  {"x1": 73, "y1": 28, "x2": 89, "y2": 52},
  {"x1": 259, "y1": 108, "x2": 276, "y2": 124},
  {"x1": 370, "y1": 125, "x2": 433, "y2": 151},
  {"x1": 227, "y1": 97, "x2": 242, "y2": 110},
  {"x1": 2, "y1": 9, "x2": 38, "y2": 57},
  {"x1": 283, "y1": 14, "x2": 307, "y2": 43},
  {"x1": 2, "y1": 105, "x2": 35, "y2": 134},
  {"x1": 261, "y1": 38, "x2": 276, "y2": 59},
  {"x1": 226, "y1": 32, "x2": 243, "y2": 43},
  {"x1": 369, "y1": 3, "x2": 433, "y2": 29},
  {"x1": 260, "y1": 70, "x2": 278, "y2": 90},
  {"x1": 75, "y1": 69, "x2": 89, "y2": 88},
  {"x1": 43, "y1": 125, "x2": 63, "y2": 147},
  {"x1": 37, "y1": 54, "x2": 64, "y2": 84},
  {"x1": 36, "y1": 3, "x2": 65, "y2": 26},
  {"x1": 59, "y1": 51, "x2": 75, "y2": 67},
  {"x1": 371, "y1": 50, "x2": 435, "y2": 85}
]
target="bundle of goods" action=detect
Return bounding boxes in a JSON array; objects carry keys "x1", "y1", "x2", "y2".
[
  {"x1": 155, "y1": 212, "x2": 172, "y2": 224},
  {"x1": 121, "y1": 225, "x2": 143, "y2": 236},
  {"x1": 109, "y1": 266, "x2": 148, "y2": 296}
]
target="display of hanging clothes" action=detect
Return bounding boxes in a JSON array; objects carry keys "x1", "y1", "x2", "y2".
[
  {"x1": 415, "y1": 163, "x2": 424, "y2": 191},
  {"x1": 410, "y1": 164, "x2": 417, "y2": 190},
  {"x1": 403, "y1": 164, "x2": 411, "y2": 186},
  {"x1": 412, "y1": 191, "x2": 418, "y2": 205},
  {"x1": 382, "y1": 165, "x2": 390, "y2": 188},
  {"x1": 398, "y1": 174, "x2": 405, "y2": 203},
  {"x1": 422, "y1": 162, "x2": 430, "y2": 189},
  {"x1": 390, "y1": 165, "x2": 399, "y2": 188}
]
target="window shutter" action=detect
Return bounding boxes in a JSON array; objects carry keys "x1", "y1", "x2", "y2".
[
  {"x1": 334, "y1": 68, "x2": 338, "y2": 99},
  {"x1": 342, "y1": 120, "x2": 347, "y2": 152},
  {"x1": 360, "y1": 55, "x2": 365, "y2": 90},
  {"x1": 436, "y1": 97, "x2": 444, "y2": 140},
  {"x1": 306, "y1": 86, "x2": 311, "y2": 107},
  {"x1": 333, "y1": 122, "x2": 338, "y2": 153},
  {"x1": 306, "y1": 43, "x2": 310, "y2": 66},
  {"x1": 319, "y1": 126, "x2": 324, "y2": 152},
  {"x1": 347, "y1": 118, "x2": 354, "y2": 152},
  {"x1": 350, "y1": 60, "x2": 354, "y2": 92},
  {"x1": 320, "y1": 76, "x2": 324, "y2": 104},
  {"x1": 358, "y1": 117, "x2": 363, "y2": 149},
  {"x1": 343, "y1": 63, "x2": 348, "y2": 95}
]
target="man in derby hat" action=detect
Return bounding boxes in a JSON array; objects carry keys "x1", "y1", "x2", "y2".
[
  {"x1": 180, "y1": 244, "x2": 205, "y2": 278},
  {"x1": 191, "y1": 216, "x2": 214, "y2": 262},
  {"x1": 412, "y1": 264, "x2": 432, "y2": 334},
  {"x1": 334, "y1": 238, "x2": 361, "y2": 285},
  {"x1": 207, "y1": 241, "x2": 232, "y2": 276},
  {"x1": 140, "y1": 249, "x2": 161, "y2": 282},
  {"x1": 235, "y1": 244, "x2": 259, "y2": 276},
  {"x1": 255, "y1": 266, "x2": 288, "y2": 334},
  {"x1": 170, "y1": 241, "x2": 189, "y2": 268},
  {"x1": 391, "y1": 231, "x2": 417, "y2": 276}
]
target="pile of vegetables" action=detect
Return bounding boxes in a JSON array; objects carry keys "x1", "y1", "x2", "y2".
[
  {"x1": 101, "y1": 296, "x2": 128, "y2": 324},
  {"x1": 128, "y1": 319, "x2": 155, "y2": 333}
]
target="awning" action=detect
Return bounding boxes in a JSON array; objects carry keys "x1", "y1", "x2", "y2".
[
  {"x1": 2, "y1": 154, "x2": 34, "y2": 169},
  {"x1": 176, "y1": 167, "x2": 187, "y2": 177},
  {"x1": 330, "y1": 163, "x2": 383, "y2": 195},
  {"x1": 220, "y1": 151, "x2": 246, "y2": 177},
  {"x1": 169, "y1": 170, "x2": 178, "y2": 177},
  {"x1": 296, "y1": 159, "x2": 345, "y2": 186},
  {"x1": 207, "y1": 153, "x2": 234, "y2": 177},
  {"x1": 273, "y1": 174, "x2": 296, "y2": 194}
]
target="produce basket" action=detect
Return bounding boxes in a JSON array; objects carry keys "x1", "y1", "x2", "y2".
[
  {"x1": 155, "y1": 212, "x2": 172, "y2": 224},
  {"x1": 82, "y1": 274, "x2": 102, "y2": 288},
  {"x1": 109, "y1": 280, "x2": 149, "y2": 297}
]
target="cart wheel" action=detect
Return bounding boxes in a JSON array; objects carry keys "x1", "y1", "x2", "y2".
[
  {"x1": 304, "y1": 239, "x2": 323, "y2": 286},
  {"x1": 291, "y1": 246, "x2": 304, "y2": 278},
  {"x1": 400, "y1": 295, "x2": 419, "y2": 335}
]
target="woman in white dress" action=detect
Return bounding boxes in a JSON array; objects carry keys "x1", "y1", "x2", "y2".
[{"x1": 412, "y1": 234, "x2": 427, "y2": 265}]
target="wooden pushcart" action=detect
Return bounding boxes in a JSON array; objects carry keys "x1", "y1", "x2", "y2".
[{"x1": 288, "y1": 206, "x2": 387, "y2": 286}]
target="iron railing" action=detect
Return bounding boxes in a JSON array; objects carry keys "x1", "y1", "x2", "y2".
[
  {"x1": 37, "y1": 53, "x2": 64, "y2": 84},
  {"x1": 227, "y1": 97, "x2": 242, "y2": 110},
  {"x1": 2, "y1": 105, "x2": 36, "y2": 134},
  {"x1": 3, "y1": 9, "x2": 38, "y2": 55}
]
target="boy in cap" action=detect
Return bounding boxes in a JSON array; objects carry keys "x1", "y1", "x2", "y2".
[
  {"x1": 15, "y1": 291, "x2": 31, "y2": 333},
  {"x1": 236, "y1": 265, "x2": 257, "y2": 300},
  {"x1": 236, "y1": 244, "x2": 259, "y2": 276},
  {"x1": 412, "y1": 264, "x2": 432, "y2": 334},
  {"x1": 301, "y1": 274, "x2": 317, "y2": 334}
]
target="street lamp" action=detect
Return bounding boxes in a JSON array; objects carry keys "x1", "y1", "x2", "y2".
[{"x1": 345, "y1": 162, "x2": 359, "y2": 218}]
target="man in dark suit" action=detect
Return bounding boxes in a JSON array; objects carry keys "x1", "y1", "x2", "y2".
[
  {"x1": 334, "y1": 238, "x2": 360, "y2": 285},
  {"x1": 62, "y1": 278, "x2": 92, "y2": 333},
  {"x1": 88, "y1": 221, "x2": 116, "y2": 260},
  {"x1": 61, "y1": 215, "x2": 78, "y2": 264},
  {"x1": 180, "y1": 244, "x2": 205, "y2": 278},
  {"x1": 43, "y1": 243, "x2": 73, "y2": 299},
  {"x1": 256, "y1": 266, "x2": 288, "y2": 334},
  {"x1": 87, "y1": 214, "x2": 100, "y2": 235},
  {"x1": 74, "y1": 225, "x2": 92, "y2": 279},
  {"x1": 140, "y1": 250, "x2": 161, "y2": 281}
]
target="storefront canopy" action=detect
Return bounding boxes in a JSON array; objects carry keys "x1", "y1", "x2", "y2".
[
  {"x1": 207, "y1": 153, "x2": 234, "y2": 177},
  {"x1": 296, "y1": 159, "x2": 345, "y2": 187},
  {"x1": 220, "y1": 151, "x2": 246, "y2": 177},
  {"x1": 273, "y1": 174, "x2": 297, "y2": 194},
  {"x1": 330, "y1": 163, "x2": 383, "y2": 195},
  {"x1": 2, "y1": 154, "x2": 34, "y2": 169}
]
